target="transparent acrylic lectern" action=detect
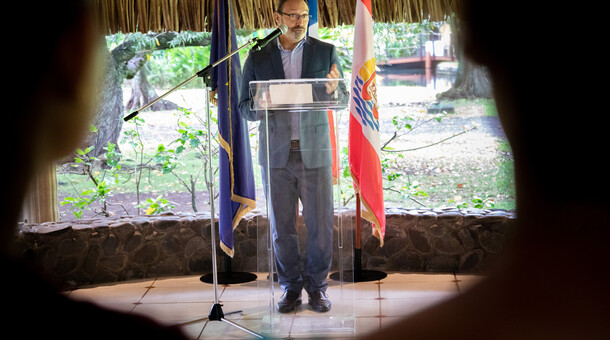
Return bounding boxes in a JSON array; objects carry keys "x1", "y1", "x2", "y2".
[{"x1": 248, "y1": 78, "x2": 355, "y2": 337}]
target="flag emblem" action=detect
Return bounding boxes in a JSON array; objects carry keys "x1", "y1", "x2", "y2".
[{"x1": 352, "y1": 58, "x2": 379, "y2": 129}]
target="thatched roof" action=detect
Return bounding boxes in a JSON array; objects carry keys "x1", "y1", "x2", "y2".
[{"x1": 96, "y1": 0, "x2": 461, "y2": 34}]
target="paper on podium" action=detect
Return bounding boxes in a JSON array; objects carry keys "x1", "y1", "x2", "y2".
[
  {"x1": 250, "y1": 78, "x2": 348, "y2": 111},
  {"x1": 269, "y1": 83, "x2": 313, "y2": 105}
]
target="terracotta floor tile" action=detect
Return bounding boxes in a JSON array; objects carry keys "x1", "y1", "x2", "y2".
[{"x1": 67, "y1": 273, "x2": 483, "y2": 338}]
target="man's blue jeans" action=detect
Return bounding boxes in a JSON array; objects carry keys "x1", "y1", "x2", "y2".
[{"x1": 262, "y1": 150, "x2": 334, "y2": 295}]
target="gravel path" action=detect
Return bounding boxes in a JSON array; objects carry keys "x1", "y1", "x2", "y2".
[{"x1": 360, "y1": 86, "x2": 507, "y2": 168}]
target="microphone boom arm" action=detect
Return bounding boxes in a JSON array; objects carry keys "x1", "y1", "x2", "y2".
[{"x1": 124, "y1": 37, "x2": 259, "y2": 122}]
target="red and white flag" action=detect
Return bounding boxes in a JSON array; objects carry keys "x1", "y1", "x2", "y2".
[{"x1": 349, "y1": 0, "x2": 385, "y2": 245}]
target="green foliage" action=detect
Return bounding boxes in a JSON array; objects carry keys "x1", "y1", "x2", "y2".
[
  {"x1": 317, "y1": 21, "x2": 439, "y2": 69},
  {"x1": 152, "y1": 107, "x2": 219, "y2": 212},
  {"x1": 373, "y1": 21, "x2": 437, "y2": 61},
  {"x1": 137, "y1": 195, "x2": 175, "y2": 215},
  {"x1": 121, "y1": 116, "x2": 151, "y2": 213},
  {"x1": 147, "y1": 46, "x2": 210, "y2": 88},
  {"x1": 61, "y1": 137, "x2": 123, "y2": 218},
  {"x1": 153, "y1": 144, "x2": 180, "y2": 175},
  {"x1": 318, "y1": 26, "x2": 355, "y2": 71},
  {"x1": 133, "y1": 21, "x2": 441, "y2": 90},
  {"x1": 60, "y1": 195, "x2": 90, "y2": 219},
  {"x1": 59, "y1": 108, "x2": 220, "y2": 218}
]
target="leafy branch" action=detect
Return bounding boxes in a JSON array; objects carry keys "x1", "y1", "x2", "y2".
[
  {"x1": 153, "y1": 108, "x2": 219, "y2": 212},
  {"x1": 383, "y1": 125, "x2": 478, "y2": 153}
]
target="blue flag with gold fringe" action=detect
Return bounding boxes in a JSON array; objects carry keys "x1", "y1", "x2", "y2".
[{"x1": 211, "y1": 0, "x2": 256, "y2": 257}]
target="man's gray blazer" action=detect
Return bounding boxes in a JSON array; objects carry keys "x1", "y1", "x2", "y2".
[{"x1": 238, "y1": 36, "x2": 343, "y2": 169}]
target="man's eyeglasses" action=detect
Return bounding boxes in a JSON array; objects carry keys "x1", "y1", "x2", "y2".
[{"x1": 278, "y1": 12, "x2": 311, "y2": 22}]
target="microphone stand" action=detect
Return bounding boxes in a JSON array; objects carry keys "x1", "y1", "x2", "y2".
[{"x1": 125, "y1": 38, "x2": 264, "y2": 338}]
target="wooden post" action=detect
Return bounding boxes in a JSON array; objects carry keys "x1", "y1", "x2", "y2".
[{"x1": 22, "y1": 162, "x2": 59, "y2": 223}]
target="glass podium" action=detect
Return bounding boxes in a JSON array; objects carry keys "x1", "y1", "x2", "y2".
[{"x1": 245, "y1": 78, "x2": 355, "y2": 338}]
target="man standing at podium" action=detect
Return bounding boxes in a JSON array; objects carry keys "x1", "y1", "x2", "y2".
[{"x1": 238, "y1": 0, "x2": 343, "y2": 313}]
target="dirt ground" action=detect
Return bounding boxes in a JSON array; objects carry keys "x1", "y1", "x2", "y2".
[{"x1": 58, "y1": 85, "x2": 509, "y2": 221}]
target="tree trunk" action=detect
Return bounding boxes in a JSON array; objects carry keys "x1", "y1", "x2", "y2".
[
  {"x1": 83, "y1": 32, "x2": 211, "y2": 158},
  {"x1": 86, "y1": 45, "x2": 124, "y2": 157},
  {"x1": 437, "y1": 14, "x2": 493, "y2": 100},
  {"x1": 438, "y1": 61, "x2": 493, "y2": 99},
  {"x1": 125, "y1": 56, "x2": 179, "y2": 112},
  {"x1": 190, "y1": 176, "x2": 198, "y2": 212}
]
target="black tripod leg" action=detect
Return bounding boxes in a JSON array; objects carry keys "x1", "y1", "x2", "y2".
[{"x1": 208, "y1": 303, "x2": 225, "y2": 321}]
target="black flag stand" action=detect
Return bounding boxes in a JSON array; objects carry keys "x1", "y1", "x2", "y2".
[
  {"x1": 330, "y1": 193, "x2": 386, "y2": 282},
  {"x1": 200, "y1": 253, "x2": 258, "y2": 284},
  {"x1": 125, "y1": 38, "x2": 263, "y2": 338}
]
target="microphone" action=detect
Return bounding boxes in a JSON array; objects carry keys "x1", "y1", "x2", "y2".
[{"x1": 252, "y1": 24, "x2": 288, "y2": 51}]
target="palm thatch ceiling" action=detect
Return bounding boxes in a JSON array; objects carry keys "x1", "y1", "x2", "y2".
[{"x1": 95, "y1": 0, "x2": 461, "y2": 34}]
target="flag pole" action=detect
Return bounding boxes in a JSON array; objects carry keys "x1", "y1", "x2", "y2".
[
  {"x1": 331, "y1": 192, "x2": 386, "y2": 282},
  {"x1": 353, "y1": 193, "x2": 386, "y2": 282},
  {"x1": 200, "y1": 253, "x2": 258, "y2": 284},
  {"x1": 354, "y1": 193, "x2": 362, "y2": 281}
]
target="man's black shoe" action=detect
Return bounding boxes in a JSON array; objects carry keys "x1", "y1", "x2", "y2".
[
  {"x1": 308, "y1": 290, "x2": 331, "y2": 312},
  {"x1": 277, "y1": 290, "x2": 301, "y2": 313}
]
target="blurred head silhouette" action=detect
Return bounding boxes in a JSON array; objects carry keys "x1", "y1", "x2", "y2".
[
  {"x1": 3, "y1": 3, "x2": 190, "y2": 338},
  {"x1": 461, "y1": 0, "x2": 609, "y2": 217},
  {"x1": 4, "y1": 0, "x2": 100, "y2": 247},
  {"x1": 365, "y1": 2, "x2": 610, "y2": 339}
]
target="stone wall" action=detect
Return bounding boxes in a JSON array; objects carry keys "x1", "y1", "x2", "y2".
[{"x1": 13, "y1": 208, "x2": 515, "y2": 286}]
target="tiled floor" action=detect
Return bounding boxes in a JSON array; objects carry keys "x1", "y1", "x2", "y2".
[{"x1": 66, "y1": 272, "x2": 485, "y2": 339}]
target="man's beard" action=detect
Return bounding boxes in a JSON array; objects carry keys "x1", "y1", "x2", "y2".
[{"x1": 289, "y1": 25, "x2": 307, "y2": 40}]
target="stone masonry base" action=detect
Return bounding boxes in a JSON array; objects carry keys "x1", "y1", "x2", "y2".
[{"x1": 13, "y1": 208, "x2": 515, "y2": 286}]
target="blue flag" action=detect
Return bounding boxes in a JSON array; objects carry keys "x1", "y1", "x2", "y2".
[
  {"x1": 210, "y1": 0, "x2": 256, "y2": 257},
  {"x1": 308, "y1": 0, "x2": 319, "y2": 38}
]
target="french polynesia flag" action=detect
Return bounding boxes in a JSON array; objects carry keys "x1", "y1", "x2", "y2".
[{"x1": 348, "y1": 0, "x2": 385, "y2": 245}]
